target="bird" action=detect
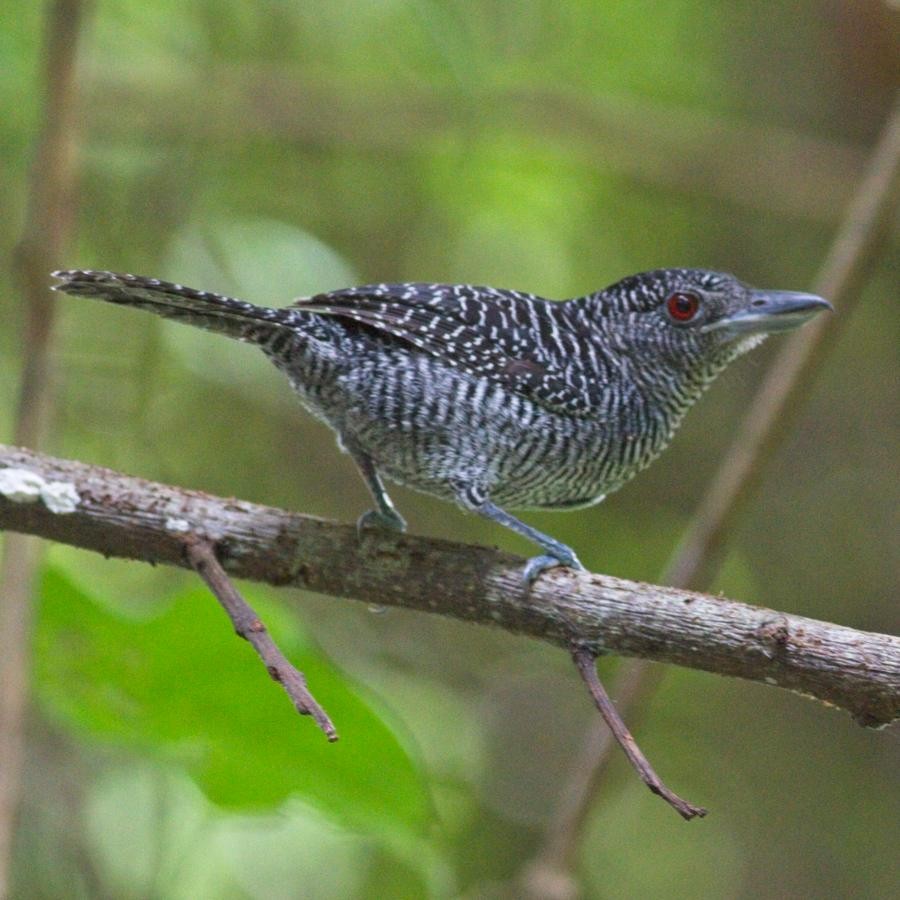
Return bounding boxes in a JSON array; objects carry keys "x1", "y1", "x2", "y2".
[{"x1": 52, "y1": 267, "x2": 831, "y2": 584}]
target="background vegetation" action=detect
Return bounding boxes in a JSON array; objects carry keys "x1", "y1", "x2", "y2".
[{"x1": 2, "y1": 1, "x2": 897, "y2": 897}]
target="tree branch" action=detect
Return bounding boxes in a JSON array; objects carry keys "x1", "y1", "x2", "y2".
[
  {"x1": 2, "y1": 443, "x2": 897, "y2": 730},
  {"x1": 184, "y1": 537, "x2": 337, "y2": 741},
  {"x1": 666, "y1": 90, "x2": 900, "y2": 590},
  {"x1": 571, "y1": 648, "x2": 706, "y2": 820},
  {"x1": 0, "y1": 2, "x2": 87, "y2": 894}
]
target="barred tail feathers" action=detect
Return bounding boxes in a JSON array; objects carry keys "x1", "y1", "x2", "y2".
[{"x1": 51, "y1": 270, "x2": 295, "y2": 341}]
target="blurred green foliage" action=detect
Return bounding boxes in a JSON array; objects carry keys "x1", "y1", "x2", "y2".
[
  {"x1": 2, "y1": 1, "x2": 897, "y2": 898},
  {"x1": 36, "y1": 569, "x2": 431, "y2": 830}
]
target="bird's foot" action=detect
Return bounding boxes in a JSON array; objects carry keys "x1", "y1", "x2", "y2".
[
  {"x1": 356, "y1": 507, "x2": 407, "y2": 536},
  {"x1": 522, "y1": 546, "x2": 585, "y2": 586}
]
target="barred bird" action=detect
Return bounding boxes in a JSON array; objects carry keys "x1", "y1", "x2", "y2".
[{"x1": 53, "y1": 268, "x2": 830, "y2": 583}]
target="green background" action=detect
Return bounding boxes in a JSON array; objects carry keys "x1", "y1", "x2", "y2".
[{"x1": 2, "y1": 2, "x2": 897, "y2": 897}]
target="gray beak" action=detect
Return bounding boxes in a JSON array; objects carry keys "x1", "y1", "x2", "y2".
[{"x1": 705, "y1": 290, "x2": 833, "y2": 334}]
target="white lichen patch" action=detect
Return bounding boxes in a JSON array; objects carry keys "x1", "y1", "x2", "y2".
[
  {"x1": 0, "y1": 468, "x2": 80, "y2": 514},
  {"x1": 0, "y1": 468, "x2": 45, "y2": 503},
  {"x1": 164, "y1": 517, "x2": 192, "y2": 533},
  {"x1": 40, "y1": 480, "x2": 80, "y2": 513}
]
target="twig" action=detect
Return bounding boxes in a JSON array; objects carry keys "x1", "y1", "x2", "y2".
[
  {"x1": 1, "y1": 444, "x2": 898, "y2": 729},
  {"x1": 667, "y1": 91, "x2": 900, "y2": 589},
  {"x1": 184, "y1": 537, "x2": 337, "y2": 741},
  {"x1": 520, "y1": 90, "x2": 900, "y2": 888},
  {"x1": 571, "y1": 648, "x2": 706, "y2": 820},
  {"x1": 0, "y1": 2, "x2": 86, "y2": 894}
]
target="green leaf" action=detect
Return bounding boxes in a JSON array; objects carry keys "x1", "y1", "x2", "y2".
[{"x1": 35, "y1": 567, "x2": 432, "y2": 835}]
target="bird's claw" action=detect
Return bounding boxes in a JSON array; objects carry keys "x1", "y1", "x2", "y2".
[
  {"x1": 356, "y1": 508, "x2": 407, "y2": 536},
  {"x1": 522, "y1": 548, "x2": 585, "y2": 586}
]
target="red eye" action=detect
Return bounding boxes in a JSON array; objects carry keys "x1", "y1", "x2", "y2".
[{"x1": 666, "y1": 291, "x2": 700, "y2": 322}]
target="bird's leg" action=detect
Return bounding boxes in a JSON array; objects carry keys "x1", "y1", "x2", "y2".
[
  {"x1": 481, "y1": 502, "x2": 585, "y2": 584},
  {"x1": 343, "y1": 440, "x2": 407, "y2": 534},
  {"x1": 459, "y1": 488, "x2": 584, "y2": 584}
]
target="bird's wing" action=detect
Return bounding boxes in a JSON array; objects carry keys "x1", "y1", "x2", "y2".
[{"x1": 295, "y1": 283, "x2": 596, "y2": 415}]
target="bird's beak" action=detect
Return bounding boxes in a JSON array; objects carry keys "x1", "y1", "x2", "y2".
[{"x1": 704, "y1": 290, "x2": 833, "y2": 334}]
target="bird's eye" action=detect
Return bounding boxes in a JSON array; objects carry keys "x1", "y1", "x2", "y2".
[{"x1": 666, "y1": 291, "x2": 701, "y2": 323}]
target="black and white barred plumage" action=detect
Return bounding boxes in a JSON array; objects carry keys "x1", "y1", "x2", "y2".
[{"x1": 53, "y1": 267, "x2": 829, "y2": 581}]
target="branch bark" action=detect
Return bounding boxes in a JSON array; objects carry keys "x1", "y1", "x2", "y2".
[{"x1": 2, "y1": 443, "x2": 897, "y2": 730}]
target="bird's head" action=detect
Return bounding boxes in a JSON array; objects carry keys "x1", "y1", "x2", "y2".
[{"x1": 592, "y1": 268, "x2": 832, "y2": 380}]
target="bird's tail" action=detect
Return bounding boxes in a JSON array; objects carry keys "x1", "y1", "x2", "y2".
[{"x1": 51, "y1": 269, "x2": 297, "y2": 343}]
